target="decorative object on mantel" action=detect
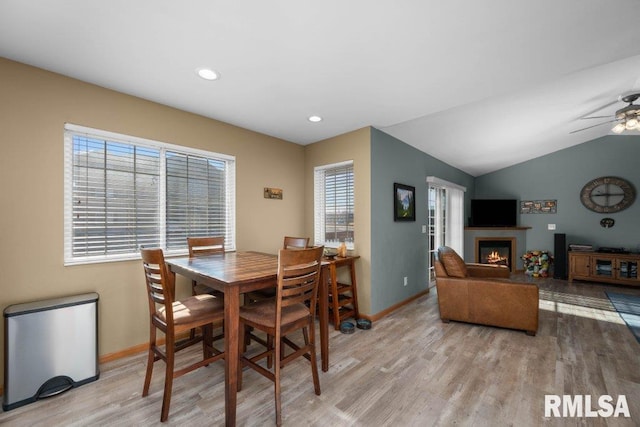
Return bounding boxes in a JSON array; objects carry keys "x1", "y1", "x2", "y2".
[
  {"x1": 264, "y1": 187, "x2": 283, "y2": 199},
  {"x1": 522, "y1": 250, "x2": 553, "y2": 277},
  {"x1": 600, "y1": 218, "x2": 615, "y2": 228},
  {"x1": 520, "y1": 200, "x2": 557, "y2": 214},
  {"x1": 393, "y1": 182, "x2": 415, "y2": 221}
]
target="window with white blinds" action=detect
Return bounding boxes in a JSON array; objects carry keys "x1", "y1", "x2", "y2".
[
  {"x1": 313, "y1": 160, "x2": 354, "y2": 249},
  {"x1": 64, "y1": 124, "x2": 235, "y2": 265}
]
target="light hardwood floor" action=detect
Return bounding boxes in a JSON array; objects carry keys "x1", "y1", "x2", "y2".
[{"x1": 1, "y1": 275, "x2": 639, "y2": 426}]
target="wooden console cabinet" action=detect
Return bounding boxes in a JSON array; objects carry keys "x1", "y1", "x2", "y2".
[{"x1": 568, "y1": 251, "x2": 640, "y2": 286}]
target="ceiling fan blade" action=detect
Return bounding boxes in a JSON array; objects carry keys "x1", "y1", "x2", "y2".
[
  {"x1": 570, "y1": 119, "x2": 617, "y2": 134},
  {"x1": 579, "y1": 115, "x2": 613, "y2": 120},
  {"x1": 577, "y1": 99, "x2": 620, "y2": 119}
]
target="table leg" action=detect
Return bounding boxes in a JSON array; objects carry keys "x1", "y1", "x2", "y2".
[
  {"x1": 224, "y1": 287, "x2": 240, "y2": 427},
  {"x1": 319, "y1": 266, "x2": 329, "y2": 372},
  {"x1": 349, "y1": 259, "x2": 359, "y2": 319},
  {"x1": 330, "y1": 263, "x2": 340, "y2": 330}
]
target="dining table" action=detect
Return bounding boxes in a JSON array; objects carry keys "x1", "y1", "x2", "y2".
[{"x1": 165, "y1": 251, "x2": 331, "y2": 427}]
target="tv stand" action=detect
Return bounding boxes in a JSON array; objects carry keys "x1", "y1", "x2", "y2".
[{"x1": 568, "y1": 251, "x2": 640, "y2": 286}]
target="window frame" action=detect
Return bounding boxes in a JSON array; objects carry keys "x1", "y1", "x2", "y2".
[
  {"x1": 63, "y1": 123, "x2": 235, "y2": 266},
  {"x1": 313, "y1": 160, "x2": 355, "y2": 250}
]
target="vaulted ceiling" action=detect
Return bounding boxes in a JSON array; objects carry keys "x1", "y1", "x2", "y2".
[{"x1": 2, "y1": 1, "x2": 640, "y2": 176}]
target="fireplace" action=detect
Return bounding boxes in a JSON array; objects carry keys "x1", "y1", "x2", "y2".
[
  {"x1": 465, "y1": 227, "x2": 527, "y2": 272},
  {"x1": 476, "y1": 238, "x2": 516, "y2": 271}
]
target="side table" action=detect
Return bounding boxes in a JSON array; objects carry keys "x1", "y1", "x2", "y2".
[{"x1": 324, "y1": 255, "x2": 360, "y2": 330}]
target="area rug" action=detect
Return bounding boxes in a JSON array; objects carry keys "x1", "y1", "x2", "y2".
[{"x1": 606, "y1": 292, "x2": 640, "y2": 344}]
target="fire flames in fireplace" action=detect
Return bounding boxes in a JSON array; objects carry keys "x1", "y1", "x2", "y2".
[
  {"x1": 476, "y1": 237, "x2": 515, "y2": 271},
  {"x1": 486, "y1": 250, "x2": 509, "y2": 266}
]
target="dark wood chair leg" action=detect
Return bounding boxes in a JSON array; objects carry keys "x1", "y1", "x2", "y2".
[
  {"x1": 306, "y1": 326, "x2": 321, "y2": 395},
  {"x1": 202, "y1": 324, "x2": 213, "y2": 361},
  {"x1": 161, "y1": 335, "x2": 175, "y2": 423},
  {"x1": 268, "y1": 335, "x2": 274, "y2": 369},
  {"x1": 190, "y1": 280, "x2": 198, "y2": 340},
  {"x1": 274, "y1": 335, "x2": 282, "y2": 427},
  {"x1": 142, "y1": 325, "x2": 156, "y2": 397}
]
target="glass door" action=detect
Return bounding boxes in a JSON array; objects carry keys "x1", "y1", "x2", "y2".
[
  {"x1": 427, "y1": 177, "x2": 466, "y2": 287},
  {"x1": 428, "y1": 186, "x2": 446, "y2": 284}
]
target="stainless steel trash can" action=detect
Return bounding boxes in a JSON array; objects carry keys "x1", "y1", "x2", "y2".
[{"x1": 3, "y1": 292, "x2": 100, "y2": 411}]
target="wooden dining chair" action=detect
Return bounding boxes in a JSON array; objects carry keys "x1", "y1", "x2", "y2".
[
  {"x1": 187, "y1": 236, "x2": 226, "y2": 340},
  {"x1": 187, "y1": 236, "x2": 225, "y2": 296},
  {"x1": 246, "y1": 236, "x2": 310, "y2": 305},
  {"x1": 140, "y1": 247, "x2": 225, "y2": 422},
  {"x1": 238, "y1": 246, "x2": 324, "y2": 426},
  {"x1": 283, "y1": 236, "x2": 310, "y2": 250}
]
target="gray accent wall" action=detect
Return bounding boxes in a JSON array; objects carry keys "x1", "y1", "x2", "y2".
[
  {"x1": 370, "y1": 128, "x2": 474, "y2": 313},
  {"x1": 474, "y1": 135, "x2": 640, "y2": 255}
]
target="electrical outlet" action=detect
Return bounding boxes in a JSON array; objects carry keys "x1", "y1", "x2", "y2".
[
  {"x1": 548, "y1": 224, "x2": 556, "y2": 230},
  {"x1": 403, "y1": 276, "x2": 408, "y2": 286},
  {"x1": 422, "y1": 225, "x2": 427, "y2": 233}
]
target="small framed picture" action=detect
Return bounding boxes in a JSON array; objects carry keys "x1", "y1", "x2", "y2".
[
  {"x1": 394, "y1": 183, "x2": 415, "y2": 221},
  {"x1": 264, "y1": 187, "x2": 283, "y2": 200}
]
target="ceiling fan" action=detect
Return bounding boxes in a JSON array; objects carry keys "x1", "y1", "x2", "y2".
[{"x1": 571, "y1": 93, "x2": 640, "y2": 134}]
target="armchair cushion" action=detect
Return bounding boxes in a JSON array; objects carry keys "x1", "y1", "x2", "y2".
[{"x1": 438, "y1": 246, "x2": 468, "y2": 278}]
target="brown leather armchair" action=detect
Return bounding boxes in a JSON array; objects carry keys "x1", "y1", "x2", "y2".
[{"x1": 434, "y1": 246, "x2": 539, "y2": 335}]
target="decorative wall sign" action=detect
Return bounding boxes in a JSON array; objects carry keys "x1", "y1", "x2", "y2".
[
  {"x1": 264, "y1": 187, "x2": 283, "y2": 199},
  {"x1": 520, "y1": 200, "x2": 557, "y2": 214},
  {"x1": 394, "y1": 183, "x2": 415, "y2": 221}
]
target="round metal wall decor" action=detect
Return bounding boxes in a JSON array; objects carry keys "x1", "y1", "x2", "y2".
[
  {"x1": 600, "y1": 218, "x2": 615, "y2": 228},
  {"x1": 580, "y1": 176, "x2": 636, "y2": 213}
]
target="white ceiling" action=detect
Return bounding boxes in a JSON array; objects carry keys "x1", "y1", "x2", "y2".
[{"x1": 2, "y1": 1, "x2": 640, "y2": 176}]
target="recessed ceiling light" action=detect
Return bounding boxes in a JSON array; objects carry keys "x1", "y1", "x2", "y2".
[
  {"x1": 308, "y1": 115, "x2": 322, "y2": 123},
  {"x1": 196, "y1": 67, "x2": 220, "y2": 81}
]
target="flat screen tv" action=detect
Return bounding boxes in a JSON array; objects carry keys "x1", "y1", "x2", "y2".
[{"x1": 469, "y1": 199, "x2": 517, "y2": 227}]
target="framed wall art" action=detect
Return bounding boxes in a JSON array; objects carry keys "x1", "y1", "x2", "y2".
[
  {"x1": 520, "y1": 199, "x2": 557, "y2": 214},
  {"x1": 394, "y1": 183, "x2": 415, "y2": 221},
  {"x1": 264, "y1": 187, "x2": 283, "y2": 199}
]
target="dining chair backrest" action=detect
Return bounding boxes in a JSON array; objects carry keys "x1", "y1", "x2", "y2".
[
  {"x1": 276, "y1": 246, "x2": 323, "y2": 318},
  {"x1": 244, "y1": 236, "x2": 308, "y2": 305},
  {"x1": 187, "y1": 236, "x2": 225, "y2": 257},
  {"x1": 140, "y1": 247, "x2": 174, "y2": 323},
  {"x1": 283, "y1": 236, "x2": 310, "y2": 250}
]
